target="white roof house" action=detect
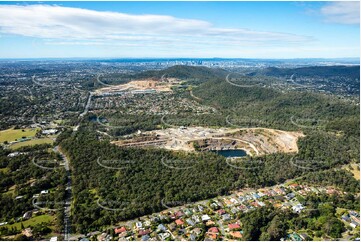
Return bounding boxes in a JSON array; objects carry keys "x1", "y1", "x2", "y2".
[
  {"x1": 201, "y1": 215, "x2": 211, "y2": 222},
  {"x1": 42, "y1": 129, "x2": 58, "y2": 135},
  {"x1": 292, "y1": 204, "x2": 305, "y2": 213}
]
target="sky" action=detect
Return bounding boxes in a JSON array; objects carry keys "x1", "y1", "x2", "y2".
[{"x1": 0, "y1": 1, "x2": 359, "y2": 59}]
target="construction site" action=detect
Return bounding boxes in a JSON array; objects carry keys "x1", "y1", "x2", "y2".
[
  {"x1": 94, "y1": 77, "x2": 182, "y2": 96},
  {"x1": 111, "y1": 126, "x2": 305, "y2": 157}
]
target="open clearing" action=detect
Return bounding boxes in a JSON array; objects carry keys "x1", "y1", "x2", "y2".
[
  {"x1": 95, "y1": 77, "x2": 181, "y2": 96},
  {"x1": 2, "y1": 184, "x2": 15, "y2": 196},
  {"x1": 112, "y1": 126, "x2": 304, "y2": 156},
  {"x1": 0, "y1": 167, "x2": 8, "y2": 173},
  {"x1": 0, "y1": 128, "x2": 39, "y2": 143},
  {"x1": 342, "y1": 163, "x2": 360, "y2": 180},
  {"x1": 3, "y1": 214, "x2": 54, "y2": 230},
  {"x1": 10, "y1": 138, "x2": 54, "y2": 150}
]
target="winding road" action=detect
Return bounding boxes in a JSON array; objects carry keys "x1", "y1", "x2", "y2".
[
  {"x1": 288, "y1": 73, "x2": 308, "y2": 88},
  {"x1": 225, "y1": 73, "x2": 255, "y2": 88},
  {"x1": 189, "y1": 90, "x2": 203, "y2": 102}
]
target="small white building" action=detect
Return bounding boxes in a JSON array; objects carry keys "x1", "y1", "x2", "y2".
[
  {"x1": 23, "y1": 211, "x2": 32, "y2": 220},
  {"x1": 8, "y1": 152, "x2": 22, "y2": 157},
  {"x1": 135, "y1": 222, "x2": 143, "y2": 229},
  {"x1": 230, "y1": 198, "x2": 239, "y2": 205},
  {"x1": 201, "y1": 214, "x2": 211, "y2": 222},
  {"x1": 350, "y1": 222, "x2": 358, "y2": 228},
  {"x1": 292, "y1": 204, "x2": 305, "y2": 213},
  {"x1": 258, "y1": 201, "x2": 266, "y2": 207},
  {"x1": 42, "y1": 129, "x2": 58, "y2": 135},
  {"x1": 159, "y1": 232, "x2": 170, "y2": 240}
]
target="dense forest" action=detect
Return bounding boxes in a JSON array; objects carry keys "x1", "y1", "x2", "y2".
[
  {"x1": 249, "y1": 65, "x2": 360, "y2": 79},
  {"x1": 58, "y1": 65, "x2": 359, "y2": 233},
  {"x1": 192, "y1": 75, "x2": 358, "y2": 132},
  {"x1": 297, "y1": 169, "x2": 360, "y2": 193},
  {"x1": 60, "y1": 129, "x2": 359, "y2": 233}
]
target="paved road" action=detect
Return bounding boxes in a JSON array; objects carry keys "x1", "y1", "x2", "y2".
[
  {"x1": 216, "y1": 220, "x2": 226, "y2": 236},
  {"x1": 189, "y1": 90, "x2": 203, "y2": 102},
  {"x1": 58, "y1": 78, "x2": 92, "y2": 239},
  {"x1": 79, "y1": 92, "x2": 93, "y2": 117},
  {"x1": 96, "y1": 73, "x2": 114, "y2": 87},
  {"x1": 54, "y1": 146, "x2": 72, "y2": 241},
  {"x1": 161, "y1": 74, "x2": 166, "y2": 82},
  {"x1": 289, "y1": 73, "x2": 307, "y2": 88},
  {"x1": 225, "y1": 73, "x2": 255, "y2": 88}
]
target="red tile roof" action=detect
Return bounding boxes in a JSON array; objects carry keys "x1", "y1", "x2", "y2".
[
  {"x1": 230, "y1": 231, "x2": 243, "y2": 239},
  {"x1": 174, "y1": 211, "x2": 184, "y2": 218},
  {"x1": 138, "y1": 229, "x2": 150, "y2": 236},
  {"x1": 114, "y1": 227, "x2": 126, "y2": 234},
  {"x1": 175, "y1": 219, "x2": 184, "y2": 225},
  {"x1": 209, "y1": 233, "x2": 217, "y2": 240},
  {"x1": 228, "y1": 223, "x2": 240, "y2": 230},
  {"x1": 208, "y1": 227, "x2": 219, "y2": 234}
]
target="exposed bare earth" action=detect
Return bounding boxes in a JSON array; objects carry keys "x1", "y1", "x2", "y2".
[
  {"x1": 112, "y1": 127, "x2": 304, "y2": 156},
  {"x1": 95, "y1": 78, "x2": 181, "y2": 95}
]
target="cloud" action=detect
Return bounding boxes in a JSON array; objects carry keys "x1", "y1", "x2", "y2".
[
  {"x1": 0, "y1": 4, "x2": 312, "y2": 48},
  {"x1": 321, "y1": 1, "x2": 360, "y2": 24}
]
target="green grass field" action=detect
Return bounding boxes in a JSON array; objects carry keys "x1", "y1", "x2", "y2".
[
  {"x1": 341, "y1": 163, "x2": 360, "y2": 180},
  {"x1": 2, "y1": 184, "x2": 15, "y2": 196},
  {"x1": 53, "y1": 120, "x2": 64, "y2": 125},
  {"x1": 347, "y1": 163, "x2": 360, "y2": 180},
  {"x1": 10, "y1": 138, "x2": 54, "y2": 150},
  {"x1": 0, "y1": 167, "x2": 8, "y2": 173},
  {"x1": 0, "y1": 128, "x2": 39, "y2": 143},
  {"x1": 4, "y1": 214, "x2": 54, "y2": 230}
]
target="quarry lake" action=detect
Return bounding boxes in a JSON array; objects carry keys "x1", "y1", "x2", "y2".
[{"x1": 212, "y1": 149, "x2": 247, "y2": 158}]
